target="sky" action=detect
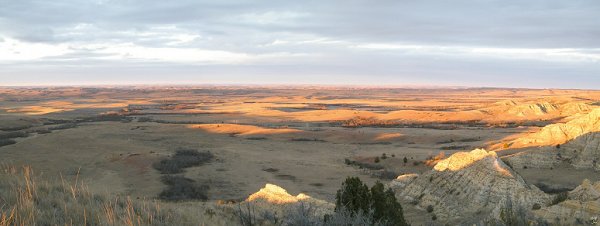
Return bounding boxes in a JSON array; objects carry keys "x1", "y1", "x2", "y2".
[{"x1": 0, "y1": 0, "x2": 599, "y2": 88}]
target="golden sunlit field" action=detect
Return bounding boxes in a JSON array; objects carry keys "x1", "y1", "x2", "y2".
[{"x1": 1, "y1": 86, "x2": 600, "y2": 225}]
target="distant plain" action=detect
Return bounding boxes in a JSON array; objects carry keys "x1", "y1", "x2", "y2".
[{"x1": 1, "y1": 86, "x2": 600, "y2": 224}]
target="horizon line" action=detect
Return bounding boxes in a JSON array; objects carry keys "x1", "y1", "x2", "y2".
[{"x1": 0, "y1": 83, "x2": 597, "y2": 91}]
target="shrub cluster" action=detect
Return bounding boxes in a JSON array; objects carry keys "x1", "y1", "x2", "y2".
[
  {"x1": 290, "y1": 138, "x2": 326, "y2": 142},
  {"x1": 344, "y1": 158, "x2": 384, "y2": 170},
  {"x1": 80, "y1": 113, "x2": 133, "y2": 123},
  {"x1": 551, "y1": 192, "x2": 569, "y2": 205},
  {"x1": 370, "y1": 170, "x2": 398, "y2": 180},
  {"x1": 534, "y1": 182, "x2": 572, "y2": 194},
  {"x1": 332, "y1": 177, "x2": 408, "y2": 226},
  {"x1": 48, "y1": 123, "x2": 78, "y2": 131},
  {"x1": 0, "y1": 131, "x2": 28, "y2": 139},
  {"x1": 341, "y1": 117, "x2": 398, "y2": 128},
  {"x1": 153, "y1": 149, "x2": 213, "y2": 174},
  {"x1": 153, "y1": 149, "x2": 213, "y2": 201},
  {"x1": 0, "y1": 139, "x2": 17, "y2": 147},
  {"x1": 159, "y1": 175, "x2": 209, "y2": 201}
]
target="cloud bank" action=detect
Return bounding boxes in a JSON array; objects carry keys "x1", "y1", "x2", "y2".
[{"x1": 0, "y1": 0, "x2": 599, "y2": 88}]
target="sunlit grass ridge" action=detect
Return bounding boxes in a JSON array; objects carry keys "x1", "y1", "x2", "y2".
[{"x1": 0, "y1": 165, "x2": 185, "y2": 226}]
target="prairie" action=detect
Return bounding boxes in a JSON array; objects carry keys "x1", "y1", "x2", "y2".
[{"x1": 1, "y1": 86, "x2": 599, "y2": 224}]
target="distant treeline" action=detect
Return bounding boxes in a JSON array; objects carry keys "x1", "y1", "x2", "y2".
[{"x1": 340, "y1": 116, "x2": 557, "y2": 129}]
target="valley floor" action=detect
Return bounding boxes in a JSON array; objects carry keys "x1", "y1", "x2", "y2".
[{"x1": 1, "y1": 86, "x2": 599, "y2": 225}]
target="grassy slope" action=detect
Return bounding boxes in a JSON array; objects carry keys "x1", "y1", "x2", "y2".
[{"x1": 0, "y1": 166, "x2": 200, "y2": 226}]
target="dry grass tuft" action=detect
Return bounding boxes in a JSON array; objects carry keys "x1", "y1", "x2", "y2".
[{"x1": 0, "y1": 165, "x2": 190, "y2": 226}]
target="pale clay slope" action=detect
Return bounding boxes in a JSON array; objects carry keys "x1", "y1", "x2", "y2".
[
  {"x1": 490, "y1": 100, "x2": 559, "y2": 117},
  {"x1": 489, "y1": 100, "x2": 591, "y2": 118},
  {"x1": 244, "y1": 183, "x2": 334, "y2": 217},
  {"x1": 239, "y1": 106, "x2": 600, "y2": 224},
  {"x1": 569, "y1": 179, "x2": 600, "y2": 202},
  {"x1": 510, "y1": 108, "x2": 600, "y2": 147},
  {"x1": 242, "y1": 149, "x2": 599, "y2": 225},
  {"x1": 246, "y1": 183, "x2": 313, "y2": 204},
  {"x1": 192, "y1": 103, "x2": 599, "y2": 224},
  {"x1": 504, "y1": 108, "x2": 600, "y2": 171},
  {"x1": 534, "y1": 179, "x2": 600, "y2": 225},
  {"x1": 389, "y1": 149, "x2": 551, "y2": 224},
  {"x1": 175, "y1": 98, "x2": 593, "y2": 124}
]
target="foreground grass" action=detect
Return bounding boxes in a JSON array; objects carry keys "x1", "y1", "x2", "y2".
[{"x1": 0, "y1": 165, "x2": 190, "y2": 226}]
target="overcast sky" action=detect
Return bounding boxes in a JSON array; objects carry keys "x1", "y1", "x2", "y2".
[{"x1": 1, "y1": 0, "x2": 599, "y2": 88}]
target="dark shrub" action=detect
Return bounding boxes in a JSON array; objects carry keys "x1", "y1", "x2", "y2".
[
  {"x1": 290, "y1": 138, "x2": 326, "y2": 142},
  {"x1": 551, "y1": 192, "x2": 568, "y2": 205},
  {"x1": 49, "y1": 123, "x2": 78, "y2": 131},
  {"x1": 371, "y1": 170, "x2": 398, "y2": 180},
  {"x1": 0, "y1": 139, "x2": 17, "y2": 147},
  {"x1": 0, "y1": 131, "x2": 28, "y2": 139},
  {"x1": 82, "y1": 114, "x2": 132, "y2": 123},
  {"x1": 137, "y1": 117, "x2": 153, "y2": 122},
  {"x1": 534, "y1": 182, "x2": 572, "y2": 194},
  {"x1": 459, "y1": 137, "x2": 480, "y2": 142},
  {"x1": 374, "y1": 157, "x2": 380, "y2": 163},
  {"x1": 159, "y1": 175, "x2": 208, "y2": 201},
  {"x1": 426, "y1": 205, "x2": 434, "y2": 213},
  {"x1": 34, "y1": 129, "x2": 51, "y2": 134},
  {"x1": 344, "y1": 158, "x2": 354, "y2": 165},
  {"x1": 154, "y1": 159, "x2": 182, "y2": 174},
  {"x1": 532, "y1": 203, "x2": 541, "y2": 210},
  {"x1": 403, "y1": 157, "x2": 408, "y2": 164},
  {"x1": 0, "y1": 125, "x2": 31, "y2": 131},
  {"x1": 344, "y1": 159, "x2": 384, "y2": 170},
  {"x1": 440, "y1": 145, "x2": 470, "y2": 150},
  {"x1": 262, "y1": 167, "x2": 279, "y2": 173},
  {"x1": 153, "y1": 149, "x2": 213, "y2": 174}
]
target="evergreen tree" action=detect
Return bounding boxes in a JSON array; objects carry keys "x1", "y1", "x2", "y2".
[
  {"x1": 335, "y1": 177, "x2": 371, "y2": 215},
  {"x1": 370, "y1": 182, "x2": 407, "y2": 225},
  {"x1": 334, "y1": 177, "x2": 408, "y2": 226}
]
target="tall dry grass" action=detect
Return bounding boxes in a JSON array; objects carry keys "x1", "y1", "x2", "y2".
[{"x1": 0, "y1": 165, "x2": 189, "y2": 226}]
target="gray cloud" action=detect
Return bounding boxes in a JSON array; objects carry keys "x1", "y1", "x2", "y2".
[
  {"x1": 0, "y1": 0, "x2": 599, "y2": 88},
  {"x1": 2, "y1": 0, "x2": 599, "y2": 47}
]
